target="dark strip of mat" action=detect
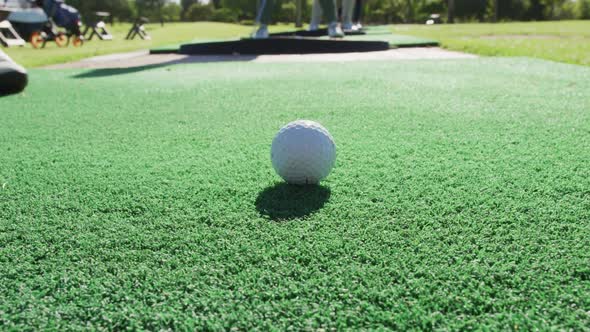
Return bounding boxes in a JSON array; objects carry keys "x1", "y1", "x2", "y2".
[
  {"x1": 269, "y1": 29, "x2": 366, "y2": 37},
  {"x1": 179, "y1": 37, "x2": 389, "y2": 55}
]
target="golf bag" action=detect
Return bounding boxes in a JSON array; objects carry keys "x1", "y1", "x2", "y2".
[
  {"x1": 26, "y1": 0, "x2": 82, "y2": 48},
  {"x1": 35, "y1": 0, "x2": 81, "y2": 36},
  {"x1": 7, "y1": 6, "x2": 47, "y2": 41}
]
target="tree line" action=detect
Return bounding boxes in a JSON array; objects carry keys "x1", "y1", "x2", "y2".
[{"x1": 64, "y1": 0, "x2": 590, "y2": 24}]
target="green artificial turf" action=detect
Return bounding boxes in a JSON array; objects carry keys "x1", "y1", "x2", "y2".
[
  {"x1": 1, "y1": 57, "x2": 590, "y2": 330},
  {"x1": 320, "y1": 33, "x2": 439, "y2": 47}
]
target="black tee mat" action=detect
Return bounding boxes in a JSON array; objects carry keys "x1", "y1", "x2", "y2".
[
  {"x1": 268, "y1": 28, "x2": 365, "y2": 37},
  {"x1": 179, "y1": 37, "x2": 388, "y2": 55}
]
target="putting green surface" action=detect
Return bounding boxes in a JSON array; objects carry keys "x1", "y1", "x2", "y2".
[
  {"x1": 150, "y1": 38, "x2": 241, "y2": 54},
  {"x1": 1, "y1": 58, "x2": 590, "y2": 330},
  {"x1": 319, "y1": 33, "x2": 439, "y2": 47}
]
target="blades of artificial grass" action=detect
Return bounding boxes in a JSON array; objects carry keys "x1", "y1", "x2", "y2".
[{"x1": 0, "y1": 57, "x2": 589, "y2": 330}]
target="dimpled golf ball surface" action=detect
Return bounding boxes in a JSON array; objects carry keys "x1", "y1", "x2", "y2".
[{"x1": 271, "y1": 120, "x2": 336, "y2": 185}]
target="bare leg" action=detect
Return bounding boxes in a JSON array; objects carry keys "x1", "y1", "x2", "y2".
[
  {"x1": 309, "y1": 0, "x2": 322, "y2": 31},
  {"x1": 353, "y1": 0, "x2": 363, "y2": 27},
  {"x1": 253, "y1": 0, "x2": 273, "y2": 38},
  {"x1": 255, "y1": 0, "x2": 273, "y2": 26},
  {"x1": 341, "y1": 0, "x2": 355, "y2": 31},
  {"x1": 318, "y1": 0, "x2": 343, "y2": 37},
  {"x1": 318, "y1": 0, "x2": 337, "y2": 23}
]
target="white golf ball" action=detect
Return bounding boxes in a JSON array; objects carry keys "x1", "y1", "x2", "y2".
[{"x1": 271, "y1": 120, "x2": 336, "y2": 185}]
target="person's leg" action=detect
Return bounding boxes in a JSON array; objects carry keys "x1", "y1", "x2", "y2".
[
  {"x1": 341, "y1": 0, "x2": 355, "y2": 31},
  {"x1": 256, "y1": 0, "x2": 274, "y2": 25},
  {"x1": 318, "y1": 0, "x2": 343, "y2": 37},
  {"x1": 352, "y1": 0, "x2": 363, "y2": 28},
  {"x1": 318, "y1": 0, "x2": 337, "y2": 23},
  {"x1": 309, "y1": 0, "x2": 322, "y2": 31},
  {"x1": 0, "y1": 49, "x2": 28, "y2": 95},
  {"x1": 252, "y1": 0, "x2": 273, "y2": 38}
]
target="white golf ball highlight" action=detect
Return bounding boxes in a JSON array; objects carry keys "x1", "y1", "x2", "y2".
[{"x1": 271, "y1": 120, "x2": 336, "y2": 185}]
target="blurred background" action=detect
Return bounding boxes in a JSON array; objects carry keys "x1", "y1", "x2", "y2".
[
  {"x1": 2, "y1": 0, "x2": 589, "y2": 68},
  {"x1": 6, "y1": 0, "x2": 589, "y2": 25}
]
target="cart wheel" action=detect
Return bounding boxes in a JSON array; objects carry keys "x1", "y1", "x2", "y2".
[
  {"x1": 30, "y1": 32, "x2": 44, "y2": 49},
  {"x1": 72, "y1": 36, "x2": 84, "y2": 47},
  {"x1": 55, "y1": 33, "x2": 68, "y2": 47}
]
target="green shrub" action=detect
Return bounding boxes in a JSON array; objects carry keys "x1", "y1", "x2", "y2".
[
  {"x1": 556, "y1": 0, "x2": 576, "y2": 19},
  {"x1": 576, "y1": 0, "x2": 590, "y2": 19},
  {"x1": 277, "y1": 2, "x2": 296, "y2": 22},
  {"x1": 211, "y1": 8, "x2": 239, "y2": 22},
  {"x1": 162, "y1": 3, "x2": 182, "y2": 22},
  {"x1": 240, "y1": 19, "x2": 255, "y2": 25},
  {"x1": 187, "y1": 3, "x2": 213, "y2": 21},
  {"x1": 365, "y1": 9, "x2": 387, "y2": 24}
]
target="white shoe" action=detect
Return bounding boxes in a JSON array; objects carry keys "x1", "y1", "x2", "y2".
[
  {"x1": 251, "y1": 25, "x2": 269, "y2": 39},
  {"x1": 308, "y1": 23, "x2": 320, "y2": 31},
  {"x1": 355, "y1": 22, "x2": 363, "y2": 30},
  {"x1": 342, "y1": 22, "x2": 354, "y2": 32},
  {"x1": 328, "y1": 22, "x2": 344, "y2": 38}
]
